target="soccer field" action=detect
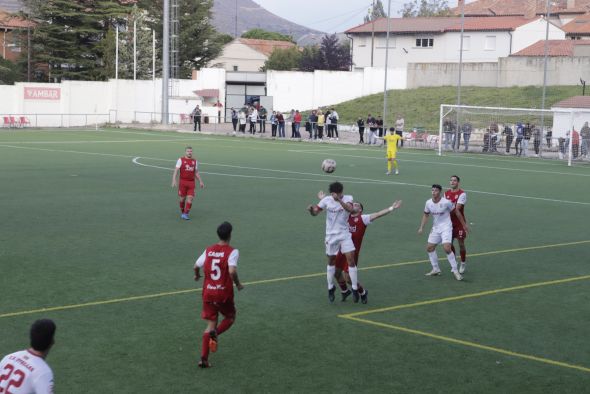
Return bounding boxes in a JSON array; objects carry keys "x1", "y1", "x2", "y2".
[{"x1": 1, "y1": 128, "x2": 589, "y2": 393}]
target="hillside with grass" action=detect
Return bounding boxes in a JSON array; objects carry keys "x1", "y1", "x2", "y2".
[{"x1": 328, "y1": 86, "x2": 581, "y2": 132}]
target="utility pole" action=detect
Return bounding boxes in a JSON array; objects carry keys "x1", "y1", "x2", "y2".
[
  {"x1": 370, "y1": 0, "x2": 375, "y2": 67},
  {"x1": 382, "y1": 0, "x2": 392, "y2": 129},
  {"x1": 455, "y1": 0, "x2": 465, "y2": 151},
  {"x1": 162, "y1": 0, "x2": 170, "y2": 124}
]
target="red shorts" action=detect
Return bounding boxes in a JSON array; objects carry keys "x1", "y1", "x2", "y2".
[
  {"x1": 453, "y1": 227, "x2": 467, "y2": 240},
  {"x1": 178, "y1": 180, "x2": 195, "y2": 197},
  {"x1": 201, "y1": 300, "x2": 236, "y2": 321},
  {"x1": 334, "y1": 250, "x2": 360, "y2": 273}
]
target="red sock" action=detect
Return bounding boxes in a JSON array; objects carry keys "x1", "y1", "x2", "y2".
[
  {"x1": 201, "y1": 332, "x2": 210, "y2": 360},
  {"x1": 216, "y1": 318, "x2": 234, "y2": 335},
  {"x1": 460, "y1": 250, "x2": 466, "y2": 263},
  {"x1": 338, "y1": 280, "x2": 348, "y2": 292},
  {"x1": 179, "y1": 201, "x2": 185, "y2": 212},
  {"x1": 184, "y1": 201, "x2": 192, "y2": 214}
]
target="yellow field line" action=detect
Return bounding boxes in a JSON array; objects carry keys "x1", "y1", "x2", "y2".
[
  {"x1": 339, "y1": 316, "x2": 590, "y2": 374},
  {"x1": 341, "y1": 275, "x2": 590, "y2": 318},
  {"x1": 1, "y1": 240, "x2": 589, "y2": 320}
]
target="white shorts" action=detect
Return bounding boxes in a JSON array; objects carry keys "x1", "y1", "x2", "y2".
[
  {"x1": 325, "y1": 233, "x2": 355, "y2": 256},
  {"x1": 428, "y1": 227, "x2": 453, "y2": 245}
]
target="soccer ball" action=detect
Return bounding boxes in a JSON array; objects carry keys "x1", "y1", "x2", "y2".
[{"x1": 321, "y1": 159, "x2": 336, "y2": 173}]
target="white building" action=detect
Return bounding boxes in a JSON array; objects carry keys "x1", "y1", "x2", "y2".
[
  {"x1": 208, "y1": 38, "x2": 296, "y2": 72},
  {"x1": 552, "y1": 96, "x2": 590, "y2": 138},
  {"x1": 345, "y1": 16, "x2": 565, "y2": 69}
]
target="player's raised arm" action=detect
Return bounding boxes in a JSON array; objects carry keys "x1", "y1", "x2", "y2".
[
  {"x1": 418, "y1": 212, "x2": 429, "y2": 234},
  {"x1": 369, "y1": 200, "x2": 402, "y2": 221},
  {"x1": 332, "y1": 193, "x2": 359, "y2": 214}
]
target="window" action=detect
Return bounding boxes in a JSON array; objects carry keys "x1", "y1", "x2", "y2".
[
  {"x1": 10, "y1": 33, "x2": 21, "y2": 53},
  {"x1": 358, "y1": 36, "x2": 367, "y2": 47},
  {"x1": 233, "y1": 65, "x2": 238, "y2": 71},
  {"x1": 461, "y1": 36, "x2": 470, "y2": 51},
  {"x1": 376, "y1": 36, "x2": 396, "y2": 49},
  {"x1": 415, "y1": 38, "x2": 434, "y2": 48},
  {"x1": 484, "y1": 35, "x2": 496, "y2": 50}
]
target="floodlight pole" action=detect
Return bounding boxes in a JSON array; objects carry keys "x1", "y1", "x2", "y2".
[
  {"x1": 133, "y1": 19, "x2": 137, "y2": 81},
  {"x1": 382, "y1": 0, "x2": 392, "y2": 130},
  {"x1": 162, "y1": 0, "x2": 170, "y2": 125},
  {"x1": 115, "y1": 25, "x2": 119, "y2": 80},
  {"x1": 370, "y1": 0, "x2": 375, "y2": 67},
  {"x1": 455, "y1": 0, "x2": 465, "y2": 152},
  {"x1": 540, "y1": 0, "x2": 551, "y2": 150}
]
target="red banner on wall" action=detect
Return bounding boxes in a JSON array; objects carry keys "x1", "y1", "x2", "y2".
[{"x1": 24, "y1": 87, "x2": 61, "y2": 100}]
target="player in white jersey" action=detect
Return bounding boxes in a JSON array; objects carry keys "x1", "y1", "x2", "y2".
[
  {"x1": 0, "y1": 319, "x2": 55, "y2": 394},
  {"x1": 418, "y1": 184, "x2": 468, "y2": 281},
  {"x1": 308, "y1": 181, "x2": 362, "y2": 303}
]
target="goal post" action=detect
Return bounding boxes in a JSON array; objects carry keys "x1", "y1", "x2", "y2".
[{"x1": 438, "y1": 104, "x2": 583, "y2": 166}]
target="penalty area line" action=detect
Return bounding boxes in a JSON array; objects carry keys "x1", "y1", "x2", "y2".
[{"x1": 1, "y1": 239, "x2": 589, "y2": 320}]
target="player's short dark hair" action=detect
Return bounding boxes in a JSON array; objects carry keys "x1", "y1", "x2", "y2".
[
  {"x1": 328, "y1": 182, "x2": 344, "y2": 194},
  {"x1": 389, "y1": 127, "x2": 395, "y2": 132},
  {"x1": 217, "y1": 221, "x2": 233, "y2": 241},
  {"x1": 450, "y1": 175, "x2": 460, "y2": 182},
  {"x1": 30, "y1": 319, "x2": 56, "y2": 352},
  {"x1": 432, "y1": 184, "x2": 442, "y2": 191},
  {"x1": 185, "y1": 146, "x2": 192, "y2": 150}
]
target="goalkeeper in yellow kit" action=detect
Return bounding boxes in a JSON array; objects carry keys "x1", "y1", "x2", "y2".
[{"x1": 380, "y1": 127, "x2": 403, "y2": 175}]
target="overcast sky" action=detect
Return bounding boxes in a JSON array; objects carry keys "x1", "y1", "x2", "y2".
[{"x1": 252, "y1": 1, "x2": 473, "y2": 33}]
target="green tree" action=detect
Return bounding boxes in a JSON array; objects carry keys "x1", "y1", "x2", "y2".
[
  {"x1": 402, "y1": 0, "x2": 450, "y2": 17},
  {"x1": 319, "y1": 34, "x2": 351, "y2": 71},
  {"x1": 364, "y1": 0, "x2": 387, "y2": 22},
  {"x1": 299, "y1": 46, "x2": 321, "y2": 72},
  {"x1": 241, "y1": 28, "x2": 294, "y2": 43},
  {"x1": 262, "y1": 47, "x2": 301, "y2": 71},
  {"x1": 0, "y1": 57, "x2": 21, "y2": 84},
  {"x1": 24, "y1": 0, "x2": 132, "y2": 81}
]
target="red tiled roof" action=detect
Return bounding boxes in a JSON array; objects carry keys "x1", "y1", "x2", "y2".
[
  {"x1": 511, "y1": 39, "x2": 590, "y2": 56},
  {"x1": 346, "y1": 16, "x2": 538, "y2": 34},
  {"x1": 236, "y1": 38, "x2": 295, "y2": 57},
  {"x1": 563, "y1": 12, "x2": 590, "y2": 35},
  {"x1": 452, "y1": 0, "x2": 590, "y2": 17},
  {"x1": 552, "y1": 96, "x2": 590, "y2": 109},
  {"x1": 0, "y1": 9, "x2": 34, "y2": 29}
]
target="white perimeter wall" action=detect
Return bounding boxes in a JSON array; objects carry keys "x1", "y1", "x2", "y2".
[
  {"x1": 552, "y1": 109, "x2": 590, "y2": 139},
  {"x1": 267, "y1": 67, "x2": 407, "y2": 112}
]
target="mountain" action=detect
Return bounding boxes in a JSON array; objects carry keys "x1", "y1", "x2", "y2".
[{"x1": 211, "y1": 0, "x2": 324, "y2": 42}]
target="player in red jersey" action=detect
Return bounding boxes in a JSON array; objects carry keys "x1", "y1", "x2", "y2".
[
  {"x1": 172, "y1": 147, "x2": 204, "y2": 220},
  {"x1": 193, "y1": 221, "x2": 244, "y2": 368},
  {"x1": 444, "y1": 175, "x2": 470, "y2": 274},
  {"x1": 334, "y1": 199, "x2": 402, "y2": 304}
]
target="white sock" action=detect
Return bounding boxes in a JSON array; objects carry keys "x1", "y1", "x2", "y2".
[
  {"x1": 348, "y1": 266, "x2": 358, "y2": 290},
  {"x1": 427, "y1": 252, "x2": 440, "y2": 271},
  {"x1": 327, "y1": 265, "x2": 335, "y2": 289},
  {"x1": 447, "y1": 252, "x2": 459, "y2": 272}
]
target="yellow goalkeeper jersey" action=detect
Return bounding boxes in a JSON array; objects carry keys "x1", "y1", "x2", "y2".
[{"x1": 384, "y1": 134, "x2": 401, "y2": 152}]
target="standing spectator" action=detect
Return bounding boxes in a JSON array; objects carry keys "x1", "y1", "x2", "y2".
[
  {"x1": 572, "y1": 129, "x2": 580, "y2": 159},
  {"x1": 325, "y1": 110, "x2": 332, "y2": 139},
  {"x1": 308, "y1": 110, "x2": 318, "y2": 140},
  {"x1": 515, "y1": 122, "x2": 524, "y2": 156},
  {"x1": 0, "y1": 319, "x2": 56, "y2": 393},
  {"x1": 377, "y1": 115, "x2": 384, "y2": 138},
  {"x1": 293, "y1": 110, "x2": 302, "y2": 138},
  {"x1": 461, "y1": 122, "x2": 472, "y2": 151},
  {"x1": 522, "y1": 122, "x2": 532, "y2": 157},
  {"x1": 191, "y1": 104, "x2": 202, "y2": 132},
  {"x1": 238, "y1": 109, "x2": 247, "y2": 133},
  {"x1": 545, "y1": 127, "x2": 552, "y2": 148},
  {"x1": 330, "y1": 108, "x2": 339, "y2": 140},
  {"x1": 277, "y1": 111, "x2": 285, "y2": 138},
  {"x1": 231, "y1": 107, "x2": 238, "y2": 132},
  {"x1": 289, "y1": 109, "x2": 296, "y2": 138},
  {"x1": 258, "y1": 105, "x2": 267, "y2": 133},
  {"x1": 580, "y1": 121, "x2": 590, "y2": 157},
  {"x1": 443, "y1": 119, "x2": 455, "y2": 150},
  {"x1": 502, "y1": 124, "x2": 514, "y2": 153},
  {"x1": 558, "y1": 136, "x2": 566, "y2": 160},
  {"x1": 357, "y1": 117, "x2": 365, "y2": 144},
  {"x1": 367, "y1": 114, "x2": 377, "y2": 145},
  {"x1": 270, "y1": 111, "x2": 277, "y2": 137},
  {"x1": 532, "y1": 125, "x2": 541, "y2": 156},
  {"x1": 395, "y1": 115, "x2": 405, "y2": 147},
  {"x1": 249, "y1": 107, "x2": 258, "y2": 134},
  {"x1": 317, "y1": 110, "x2": 325, "y2": 140}
]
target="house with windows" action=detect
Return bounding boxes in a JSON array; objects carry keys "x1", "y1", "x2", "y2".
[
  {"x1": 208, "y1": 38, "x2": 296, "y2": 72},
  {"x1": 0, "y1": 8, "x2": 34, "y2": 62},
  {"x1": 345, "y1": 15, "x2": 565, "y2": 70}
]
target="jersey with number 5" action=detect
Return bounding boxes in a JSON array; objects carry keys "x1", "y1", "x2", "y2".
[{"x1": 195, "y1": 244, "x2": 239, "y2": 303}]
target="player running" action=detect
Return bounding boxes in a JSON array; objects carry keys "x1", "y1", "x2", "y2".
[
  {"x1": 444, "y1": 175, "x2": 470, "y2": 274},
  {"x1": 308, "y1": 182, "x2": 362, "y2": 303},
  {"x1": 418, "y1": 184, "x2": 468, "y2": 281},
  {"x1": 194, "y1": 221, "x2": 244, "y2": 368},
  {"x1": 334, "y1": 199, "x2": 403, "y2": 303},
  {"x1": 0, "y1": 319, "x2": 56, "y2": 394},
  {"x1": 172, "y1": 146, "x2": 205, "y2": 220},
  {"x1": 378, "y1": 127, "x2": 403, "y2": 175}
]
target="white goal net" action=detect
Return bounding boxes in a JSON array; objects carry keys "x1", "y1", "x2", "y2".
[{"x1": 439, "y1": 104, "x2": 589, "y2": 166}]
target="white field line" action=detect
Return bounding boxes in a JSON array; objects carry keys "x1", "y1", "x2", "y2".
[
  {"x1": 288, "y1": 149, "x2": 590, "y2": 178},
  {"x1": 0, "y1": 143, "x2": 588, "y2": 205},
  {"x1": 0, "y1": 138, "x2": 212, "y2": 145}
]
